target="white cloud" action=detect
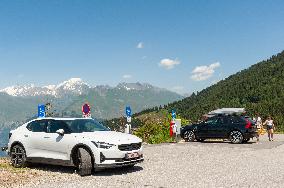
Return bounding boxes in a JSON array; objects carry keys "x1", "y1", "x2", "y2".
[
  {"x1": 159, "y1": 58, "x2": 180, "y2": 69},
  {"x1": 122, "y1": 74, "x2": 132, "y2": 79},
  {"x1": 136, "y1": 42, "x2": 144, "y2": 49},
  {"x1": 191, "y1": 62, "x2": 221, "y2": 81}
]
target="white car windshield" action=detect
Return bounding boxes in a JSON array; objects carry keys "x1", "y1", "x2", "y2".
[{"x1": 61, "y1": 119, "x2": 109, "y2": 133}]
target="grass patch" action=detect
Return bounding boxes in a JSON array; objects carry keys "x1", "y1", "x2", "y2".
[
  {"x1": 0, "y1": 157, "x2": 42, "y2": 188},
  {"x1": 0, "y1": 157, "x2": 28, "y2": 173}
]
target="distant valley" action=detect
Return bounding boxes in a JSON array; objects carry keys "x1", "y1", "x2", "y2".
[
  {"x1": 0, "y1": 78, "x2": 182, "y2": 156},
  {"x1": 0, "y1": 78, "x2": 183, "y2": 126}
]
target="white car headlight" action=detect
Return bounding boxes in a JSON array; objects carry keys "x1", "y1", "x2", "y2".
[{"x1": 91, "y1": 141, "x2": 115, "y2": 149}]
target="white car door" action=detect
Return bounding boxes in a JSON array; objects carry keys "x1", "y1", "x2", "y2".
[
  {"x1": 42, "y1": 120, "x2": 75, "y2": 161},
  {"x1": 25, "y1": 120, "x2": 50, "y2": 158}
]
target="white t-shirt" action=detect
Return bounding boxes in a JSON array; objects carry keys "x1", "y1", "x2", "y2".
[
  {"x1": 256, "y1": 117, "x2": 262, "y2": 124},
  {"x1": 267, "y1": 120, "x2": 273, "y2": 126},
  {"x1": 256, "y1": 117, "x2": 262, "y2": 128}
]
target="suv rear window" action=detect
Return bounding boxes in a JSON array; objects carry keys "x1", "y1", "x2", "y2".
[
  {"x1": 229, "y1": 116, "x2": 246, "y2": 124},
  {"x1": 242, "y1": 117, "x2": 255, "y2": 124}
]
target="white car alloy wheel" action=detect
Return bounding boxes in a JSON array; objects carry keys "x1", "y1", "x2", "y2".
[
  {"x1": 230, "y1": 131, "x2": 243, "y2": 144},
  {"x1": 10, "y1": 145, "x2": 27, "y2": 168},
  {"x1": 184, "y1": 130, "x2": 195, "y2": 142}
]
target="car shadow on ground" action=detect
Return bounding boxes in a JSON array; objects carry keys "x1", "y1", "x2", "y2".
[
  {"x1": 94, "y1": 166, "x2": 143, "y2": 176},
  {"x1": 27, "y1": 163, "x2": 143, "y2": 176},
  {"x1": 28, "y1": 163, "x2": 76, "y2": 174},
  {"x1": 198, "y1": 140, "x2": 256, "y2": 144}
]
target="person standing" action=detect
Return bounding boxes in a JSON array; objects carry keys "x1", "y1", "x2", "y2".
[
  {"x1": 255, "y1": 113, "x2": 262, "y2": 141},
  {"x1": 263, "y1": 116, "x2": 275, "y2": 141}
]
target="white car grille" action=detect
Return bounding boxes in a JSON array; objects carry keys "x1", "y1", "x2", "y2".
[{"x1": 118, "y1": 143, "x2": 141, "y2": 151}]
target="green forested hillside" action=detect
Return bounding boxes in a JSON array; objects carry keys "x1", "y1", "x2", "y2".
[
  {"x1": 113, "y1": 51, "x2": 284, "y2": 133},
  {"x1": 167, "y1": 51, "x2": 284, "y2": 131}
]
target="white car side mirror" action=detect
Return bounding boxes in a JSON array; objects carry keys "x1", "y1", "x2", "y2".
[{"x1": 56, "y1": 129, "x2": 65, "y2": 136}]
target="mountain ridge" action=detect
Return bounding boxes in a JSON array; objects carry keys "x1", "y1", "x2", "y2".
[
  {"x1": 0, "y1": 78, "x2": 177, "y2": 97},
  {"x1": 0, "y1": 79, "x2": 183, "y2": 128}
]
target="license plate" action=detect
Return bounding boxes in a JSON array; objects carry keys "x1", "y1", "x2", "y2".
[{"x1": 126, "y1": 152, "x2": 139, "y2": 159}]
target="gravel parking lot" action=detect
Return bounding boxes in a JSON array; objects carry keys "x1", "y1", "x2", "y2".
[{"x1": 18, "y1": 134, "x2": 284, "y2": 188}]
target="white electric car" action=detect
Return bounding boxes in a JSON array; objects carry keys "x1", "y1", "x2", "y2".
[{"x1": 7, "y1": 117, "x2": 143, "y2": 176}]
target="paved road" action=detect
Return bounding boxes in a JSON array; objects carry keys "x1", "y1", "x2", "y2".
[{"x1": 24, "y1": 134, "x2": 284, "y2": 188}]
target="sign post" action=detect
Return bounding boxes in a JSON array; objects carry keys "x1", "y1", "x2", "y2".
[
  {"x1": 171, "y1": 109, "x2": 180, "y2": 141},
  {"x1": 125, "y1": 106, "x2": 132, "y2": 134},
  {"x1": 45, "y1": 103, "x2": 53, "y2": 117},
  {"x1": 175, "y1": 119, "x2": 181, "y2": 136},
  {"x1": 126, "y1": 106, "x2": 132, "y2": 117},
  {"x1": 82, "y1": 103, "x2": 91, "y2": 118},
  {"x1": 38, "y1": 104, "x2": 45, "y2": 118},
  {"x1": 171, "y1": 109, "x2": 176, "y2": 120},
  {"x1": 170, "y1": 109, "x2": 176, "y2": 137}
]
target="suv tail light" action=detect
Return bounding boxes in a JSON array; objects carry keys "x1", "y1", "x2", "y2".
[{"x1": 245, "y1": 119, "x2": 252, "y2": 129}]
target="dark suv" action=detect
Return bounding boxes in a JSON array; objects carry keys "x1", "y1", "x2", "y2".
[{"x1": 180, "y1": 115, "x2": 257, "y2": 144}]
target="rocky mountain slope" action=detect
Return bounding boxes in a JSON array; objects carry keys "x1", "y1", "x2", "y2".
[{"x1": 0, "y1": 79, "x2": 183, "y2": 127}]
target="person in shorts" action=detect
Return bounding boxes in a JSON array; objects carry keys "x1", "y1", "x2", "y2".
[
  {"x1": 263, "y1": 116, "x2": 275, "y2": 141},
  {"x1": 254, "y1": 113, "x2": 262, "y2": 141}
]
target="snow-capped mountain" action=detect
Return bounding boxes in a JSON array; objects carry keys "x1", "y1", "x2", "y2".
[
  {"x1": 0, "y1": 78, "x2": 170, "y2": 97},
  {"x1": 0, "y1": 84, "x2": 55, "y2": 97},
  {"x1": 116, "y1": 82, "x2": 154, "y2": 91},
  {"x1": 0, "y1": 78, "x2": 183, "y2": 130},
  {"x1": 55, "y1": 78, "x2": 90, "y2": 97},
  {"x1": 0, "y1": 78, "x2": 183, "y2": 120},
  {"x1": 0, "y1": 78, "x2": 90, "y2": 97}
]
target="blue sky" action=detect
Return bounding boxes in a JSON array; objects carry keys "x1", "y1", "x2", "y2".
[{"x1": 0, "y1": 0, "x2": 284, "y2": 94}]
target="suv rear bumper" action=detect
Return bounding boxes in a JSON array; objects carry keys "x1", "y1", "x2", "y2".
[{"x1": 243, "y1": 131, "x2": 258, "y2": 139}]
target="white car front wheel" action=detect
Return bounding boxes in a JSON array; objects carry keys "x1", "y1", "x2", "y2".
[{"x1": 77, "y1": 148, "x2": 93, "y2": 176}]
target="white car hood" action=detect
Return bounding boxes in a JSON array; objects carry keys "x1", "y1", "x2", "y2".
[{"x1": 77, "y1": 131, "x2": 142, "y2": 145}]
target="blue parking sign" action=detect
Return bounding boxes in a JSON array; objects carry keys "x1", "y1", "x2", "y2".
[
  {"x1": 171, "y1": 109, "x2": 176, "y2": 119},
  {"x1": 38, "y1": 104, "x2": 45, "y2": 118},
  {"x1": 126, "y1": 106, "x2": 132, "y2": 117}
]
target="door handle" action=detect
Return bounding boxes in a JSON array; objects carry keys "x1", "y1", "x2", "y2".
[{"x1": 44, "y1": 137, "x2": 50, "y2": 139}]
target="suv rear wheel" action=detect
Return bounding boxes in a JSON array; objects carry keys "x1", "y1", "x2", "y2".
[
  {"x1": 230, "y1": 131, "x2": 243, "y2": 144},
  {"x1": 77, "y1": 148, "x2": 93, "y2": 176},
  {"x1": 184, "y1": 130, "x2": 195, "y2": 142},
  {"x1": 10, "y1": 144, "x2": 28, "y2": 168}
]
